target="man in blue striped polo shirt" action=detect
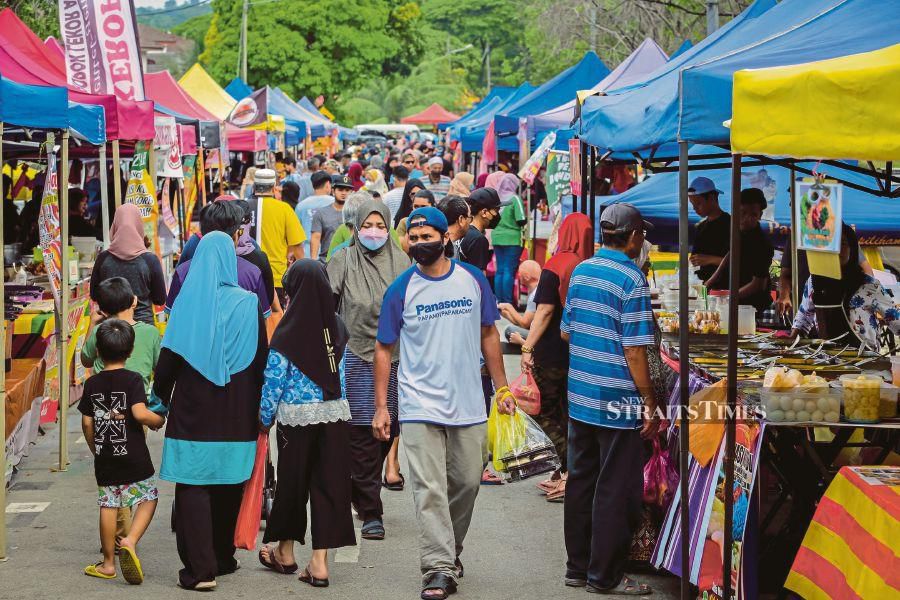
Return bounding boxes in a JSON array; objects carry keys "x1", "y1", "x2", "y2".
[{"x1": 560, "y1": 203, "x2": 662, "y2": 596}]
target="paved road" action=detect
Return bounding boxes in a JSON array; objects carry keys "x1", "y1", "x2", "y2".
[{"x1": 1, "y1": 355, "x2": 679, "y2": 600}]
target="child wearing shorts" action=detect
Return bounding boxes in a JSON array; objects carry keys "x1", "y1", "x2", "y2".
[{"x1": 79, "y1": 318, "x2": 165, "y2": 585}]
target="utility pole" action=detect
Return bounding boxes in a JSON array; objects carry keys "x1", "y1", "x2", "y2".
[
  {"x1": 483, "y1": 40, "x2": 492, "y2": 92},
  {"x1": 589, "y1": 5, "x2": 598, "y2": 53},
  {"x1": 241, "y1": 0, "x2": 249, "y2": 81},
  {"x1": 706, "y1": 0, "x2": 720, "y2": 35}
]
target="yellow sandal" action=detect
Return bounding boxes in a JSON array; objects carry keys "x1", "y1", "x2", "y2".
[
  {"x1": 118, "y1": 545, "x2": 144, "y2": 585},
  {"x1": 84, "y1": 562, "x2": 117, "y2": 579}
]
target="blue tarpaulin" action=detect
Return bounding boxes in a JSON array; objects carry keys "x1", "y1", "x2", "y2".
[
  {"x1": 457, "y1": 83, "x2": 536, "y2": 152},
  {"x1": 595, "y1": 147, "x2": 900, "y2": 247},
  {"x1": 68, "y1": 101, "x2": 106, "y2": 145},
  {"x1": 679, "y1": 0, "x2": 900, "y2": 145},
  {"x1": 295, "y1": 96, "x2": 340, "y2": 138},
  {"x1": 265, "y1": 87, "x2": 311, "y2": 140},
  {"x1": 225, "y1": 77, "x2": 253, "y2": 101},
  {"x1": 670, "y1": 39, "x2": 693, "y2": 60},
  {"x1": 0, "y1": 74, "x2": 67, "y2": 130},
  {"x1": 579, "y1": 0, "x2": 777, "y2": 156},
  {"x1": 448, "y1": 86, "x2": 515, "y2": 133}
]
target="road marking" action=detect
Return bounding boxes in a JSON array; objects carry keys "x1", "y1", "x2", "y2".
[
  {"x1": 334, "y1": 528, "x2": 361, "y2": 563},
  {"x1": 6, "y1": 502, "x2": 51, "y2": 514}
]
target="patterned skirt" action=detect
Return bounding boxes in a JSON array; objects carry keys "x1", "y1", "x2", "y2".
[{"x1": 344, "y1": 349, "x2": 399, "y2": 428}]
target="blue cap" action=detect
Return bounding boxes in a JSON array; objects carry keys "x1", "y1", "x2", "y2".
[
  {"x1": 407, "y1": 206, "x2": 448, "y2": 234},
  {"x1": 688, "y1": 176, "x2": 722, "y2": 196}
]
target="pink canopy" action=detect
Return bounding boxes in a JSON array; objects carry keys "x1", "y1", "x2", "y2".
[
  {"x1": 0, "y1": 9, "x2": 154, "y2": 140},
  {"x1": 143, "y1": 71, "x2": 266, "y2": 152},
  {"x1": 401, "y1": 103, "x2": 461, "y2": 125}
]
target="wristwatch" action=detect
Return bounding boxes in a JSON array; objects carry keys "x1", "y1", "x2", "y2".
[{"x1": 521, "y1": 345, "x2": 535, "y2": 354}]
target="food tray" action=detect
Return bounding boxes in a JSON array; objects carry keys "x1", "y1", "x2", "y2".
[{"x1": 498, "y1": 444, "x2": 560, "y2": 482}]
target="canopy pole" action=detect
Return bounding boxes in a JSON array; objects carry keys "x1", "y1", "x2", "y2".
[
  {"x1": 99, "y1": 144, "x2": 110, "y2": 249},
  {"x1": 0, "y1": 121, "x2": 7, "y2": 562},
  {"x1": 177, "y1": 179, "x2": 186, "y2": 253},
  {"x1": 579, "y1": 140, "x2": 588, "y2": 214},
  {"x1": 789, "y1": 166, "x2": 798, "y2": 319},
  {"x1": 112, "y1": 139, "x2": 122, "y2": 207},
  {"x1": 57, "y1": 131, "x2": 71, "y2": 473},
  {"x1": 677, "y1": 140, "x2": 691, "y2": 600},
  {"x1": 218, "y1": 152, "x2": 225, "y2": 196},
  {"x1": 722, "y1": 153, "x2": 742, "y2": 600}
]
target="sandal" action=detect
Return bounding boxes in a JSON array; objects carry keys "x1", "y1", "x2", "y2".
[
  {"x1": 546, "y1": 479, "x2": 567, "y2": 503},
  {"x1": 537, "y1": 470, "x2": 563, "y2": 493},
  {"x1": 383, "y1": 473, "x2": 405, "y2": 491},
  {"x1": 421, "y1": 572, "x2": 457, "y2": 599},
  {"x1": 298, "y1": 565, "x2": 329, "y2": 588},
  {"x1": 84, "y1": 562, "x2": 117, "y2": 579},
  {"x1": 118, "y1": 545, "x2": 144, "y2": 585},
  {"x1": 258, "y1": 544, "x2": 299, "y2": 574},
  {"x1": 361, "y1": 519, "x2": 386, "y2": 540},
  {"x1": 480, "y1": 468, "x2": 503, "y2": 486},
  {"x1": 586, "y1": 576, "x2": 652, "y2": 596}
]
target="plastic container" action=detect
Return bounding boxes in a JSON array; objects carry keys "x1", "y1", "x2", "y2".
[
  {"x1": 719, "y1": 302, "x2": 757, "y2": 335},
  {"x1": 879, "y1": 382, "x2": 898, "y2": 418},
  {"x1": 891, "y1": 356, "x2": 900, "y2": 387},
  {"x1": 761, "y1": 388, "x2": 840, "y2": 423},
  {"x1": 839, "y1": 374, "x2": 882, "y2": 423}
]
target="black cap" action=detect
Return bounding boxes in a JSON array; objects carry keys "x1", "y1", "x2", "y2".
[
  {"x1": 468, "y1": 187, "x2": 501, "y2": 211},
  {"x1": 332, "y1": 174, "x2": 353, "y2": 189},
  {"x1": 740, "y1": 187, "x2": 767, "y2": 210},
  {"x1": 311, "y1": 171, "x2": 331, "y2": 189}
]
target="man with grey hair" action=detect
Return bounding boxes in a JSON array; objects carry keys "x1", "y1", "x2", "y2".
[{"x1": 248, "y1": 168, "x2": 306, "y2": 306}]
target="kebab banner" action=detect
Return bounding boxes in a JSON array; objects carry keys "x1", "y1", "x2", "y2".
[
  {"x1": 124, "y1": 140, "x2": 159, "y2": 255},
  {"x1": 38, "y1": 149, "x2": 62, "y2": 310}
]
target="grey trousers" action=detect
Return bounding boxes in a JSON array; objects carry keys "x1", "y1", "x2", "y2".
[{"x1": 402, "y1": 422, "x2": 487, "y2": 583}]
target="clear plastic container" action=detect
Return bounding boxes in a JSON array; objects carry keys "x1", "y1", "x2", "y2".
[
  {"x1": 718, "y1": 300, "x2": 757, "y2": 335},
  {"x1": 879, "y1": 382, "x2": 898, "y2": 418},
  {"x1": 760, "y1": 388, "x2": 841, "y2": 423},
  {"x1": 839, "y1": 374, "x2": 882, "y2": 424}
]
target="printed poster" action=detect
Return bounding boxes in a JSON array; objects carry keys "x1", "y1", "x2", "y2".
[
  {"x1": 37, "y1": 150, "x2": 62, "y2": 310},
  {"x1": 518, "y1": 131, "x2": 555, "y2": 186},
  {"x1": 796, "y1": 181, "x2": 843, "y2": 253},
  {"x1": 228, "y1": 88, "x2": 268, "y2": 128},
  {"x1": 568, "y1": 138, "x2": 582, "y2": 197},
  {"x1": 546, "y1": 151, "x2": 571, "y2": 208},
  {"x1": 153, "y1": 115, "x2": 183, "y2": 179},
  {"x1": 124, "y1": 140, "x2": 159, "y2": 255},
  {"x1": 181, "y1": 154, "x2": 199, "y2": 241}
]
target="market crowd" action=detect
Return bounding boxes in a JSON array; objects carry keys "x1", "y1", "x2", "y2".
[{"x1": 36, "y1": 136, "x2": 896, "y2": 599}]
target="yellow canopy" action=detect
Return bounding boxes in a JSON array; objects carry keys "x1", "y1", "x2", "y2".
[
  {"x1": 731, "y1": 44, "x2": 900, "y2": 162},
  {"x1": 179, "y1": 63, "x2": 237, "y2": 121}
]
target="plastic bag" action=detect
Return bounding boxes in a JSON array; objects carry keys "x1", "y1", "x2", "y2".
[
  {"x1": 509, "y1": 371, "x2": 541, "y2": 416},
  {"x1": 643, "y1": 437, "x2": 679, "y2": 508},
  {"x1": 487, "y1": 389, "x2": 560, "y2": 482},
  {"x1": 233, "y1": 432, "x2": 268, "y2": 550}
]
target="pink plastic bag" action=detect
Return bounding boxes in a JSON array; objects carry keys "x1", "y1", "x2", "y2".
[
  {"x1": 643, "y1": 437, "x2": 679, "y2": 508},
  {"x1": 510, "y1": 371, "x2": 541, "y2": 416},
  {"x1": 233, "y1": 432, "x2": 268, "y2": 550}
]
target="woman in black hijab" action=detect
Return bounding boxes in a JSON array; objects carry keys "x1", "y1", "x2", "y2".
[
  {"x1": 392, "y1": 177, "x2": 425, "y2": 228},
  {"x1": 257, "y1": 259, "x2": 356, "y2": 587}
]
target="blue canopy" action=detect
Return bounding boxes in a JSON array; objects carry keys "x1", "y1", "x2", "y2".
[
  {"x1": 68, "y1": 101, "x2": 106, "y2": 145},
  {"x1": 265, "y1": 87, "x2": 311, "y2": 139},
  {"x1": 457, "y1": 83, "x2": 536, "y2": 152},
  {"x1": 600, "y1": 146, "x2": 900, "y2": 247},
  {"x1": 495, "y1": 52, "x2": 609, "y2": 135},
  {"x1": 295, "y1": 95, "x2": 338, "y2": 138},
  {"x1": 670, "y1": 39, "x2": 693, "y2": 60},
  {"x1": 579, "y1": 0, "x2": 777, "y2": 156},
  {"x1": 225, "y1": 77, "x2": 253, "y2": 101},
  {"x1": 0, "y1": 75, "x2": 67, "y2": 130},
  {"x1": 680, "y1": 0, "x2": 900, "y2": 144},
  {"x1": 448, "y1": 86, "x2": 515, "y2": 132}
]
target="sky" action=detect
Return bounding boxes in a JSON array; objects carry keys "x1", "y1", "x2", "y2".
[{"x1": 135, "y1": 0, "x2": 172, "y2": 8}]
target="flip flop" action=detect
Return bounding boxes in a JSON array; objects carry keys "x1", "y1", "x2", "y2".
[
  {"x1": 586, "y1": 576, "x2": 652, "y2": 596},
  {"x1": 258, "y1": 544, "x2": 299, "y2": 574},
  {"x1": 84, "y1": 562, "x2": 116, "y2": 579},
  {"x1": 298, "y1": 565, "x2": 329, "y2": 588},
  {"x1": 382, "y1": 473, "x2": 405, "y2": 491},
  {"x1": 118, "y1": 545, "x2": 144, "y2": 585},
  {"x1": 480, "y1": 469, "x2": 503, "y2": 485}
]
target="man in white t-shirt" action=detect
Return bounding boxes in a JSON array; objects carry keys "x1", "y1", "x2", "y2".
[
  {"x1": 382, "y1": 165, "x2": 409, "y2": 221},
  {"x1": 373, "y1": 207, "x2": 512, "y2": 600}
]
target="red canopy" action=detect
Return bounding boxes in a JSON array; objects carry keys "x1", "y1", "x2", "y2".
[
  {"x1": 0, "y1": 9, "x2": 154, "y2": 141},
  {"x1": 143, "y1": 71, "x2": 266, "y2": 152},
  {"x1": 400, "y1": 103, "x2": 461, "y2": 125}
]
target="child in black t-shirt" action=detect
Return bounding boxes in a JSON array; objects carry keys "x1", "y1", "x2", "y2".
[{"x1": 78, "y1": 319, "x2": 165, "y2": 585}]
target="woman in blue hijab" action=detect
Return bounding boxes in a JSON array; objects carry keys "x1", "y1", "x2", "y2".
[{"x1": 152, "y1": 231, "x2": 268, "y2": 592}]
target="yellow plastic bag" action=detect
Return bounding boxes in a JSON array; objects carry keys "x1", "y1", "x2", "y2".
[{"x1": 487, "y1": 386, "x2": 560, "y2": 480}]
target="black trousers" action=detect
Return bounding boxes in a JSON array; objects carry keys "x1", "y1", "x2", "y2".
[
  {"x1": 174, "y1": 483, "x2": 243, "y2": 587},
  {"x1": 564, "y1": 419, "x2": 646, "y2": 590},
  {"x1": 349, "y1": 425, "x2": 392, "y2": 522},
  {"x1": 262, "y1": 421, "x2": 356, "y2": 550}
]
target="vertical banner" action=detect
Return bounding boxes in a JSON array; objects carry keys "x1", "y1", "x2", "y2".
[
  {"x1": 796, "y1": 181, "x2": 843, "y2": 252},
  {"x1": 153, "y1": 115, "x2": 183, "y2": 179},
  {"x1": 568, "y1": 138, "x2": 582, "y2": 197},
  {"x1": 545, "y1": 151, "x2": 571, "y2": 208},
  {"x1": 518, "y1": 131, "x2": 556, "y2": 185},
  {"x1": 181, "y1": 154, "x2": 199, "y2": 240},
  {"x1": 124, "y1": 140, "x2": 159, "y2": 255},
  {"x1": 228, "y1": 88, "x2": 268, "y2": 128},
  {"x1": 38, "y1": 150, "x2": 62, "y2": 310},
  {"x1": 57, "y1": 0, "x2": 145, "y2": 101},
  {"x1": 158, "y1": 177, "x2": 179, "y2": 237}
]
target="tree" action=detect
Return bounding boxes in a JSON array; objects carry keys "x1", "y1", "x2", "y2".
[
  {"x1": 9, "y1": 0, "x2": 58, "y2": 39},
  {"x1": 172, "y1": 12, "x2": 213, "y2": 66},
  {"x1": 200, "y1": 0, "x2": 426, "y2": 101}
]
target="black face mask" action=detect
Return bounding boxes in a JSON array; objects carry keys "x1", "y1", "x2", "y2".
[
  {"x1": 410, "y1": 240, "x2": 445, "y2": 266},
  {"x1": 487, "y1": 212, "x2": 501, "y2": 229}
]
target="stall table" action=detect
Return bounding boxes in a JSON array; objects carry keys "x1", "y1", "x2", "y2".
[
  {"x1": 4, "y1": 358, "x2": 47, "y2": 440},
  {"x1": 784, "y1": 465, "x2": 899, "y2": 600}
]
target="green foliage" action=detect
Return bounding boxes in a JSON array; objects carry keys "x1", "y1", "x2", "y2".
[
  {"x1": 171, "y1": 12, "x2": 212, "y2": 67},
  {"x1": 136, "y1": 1, "x2": 212, "y2": 31},
  {"x1": 9, "y1": 0, "x2": 59, "y2": 39}
]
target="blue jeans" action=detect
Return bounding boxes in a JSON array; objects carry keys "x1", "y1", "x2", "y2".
[{"x1": 493, "y1": 245, "x2": 521, "y2": 304}]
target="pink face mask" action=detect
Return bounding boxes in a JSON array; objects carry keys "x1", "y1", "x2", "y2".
[{"x1": 358, "y1": 227, "x2": 389, "y2": 251}]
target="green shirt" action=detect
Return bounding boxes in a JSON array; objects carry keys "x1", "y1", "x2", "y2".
[
  {"x1": 81, "y1": 321, "x2": 161, "y2": 394},
  {"x1": 491, "y1": 194, "x2": 526, "y2": 247}
]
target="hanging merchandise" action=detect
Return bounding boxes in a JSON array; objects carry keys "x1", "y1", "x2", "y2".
[
  {"x1": 37, "y1": 145, "x2": 62, "y2": 310},
  {"x1": 154, "y1": 116, "x2": 183, "y2": 179},
  {"x1": 795, "y1": 180, "x2": 843, "y2": 253},
  {"x1": 568, "y1": 138, "x2": 582, "y2": 197},
  {"x1": 124, "y1": 140, "x2": 160, "y2": 256},
  {"x1": 545, "y1": 150, "x2": 571, "y2": 208},
  {"x1": 181, "y1": 154, "x2": 200, "y2": 240},
  {"x1": 159, "y1": 178, "x2": 179, "y2": 238},
  {"x1": 518, "y1": 131, "x2": 556, "y2": 186}
]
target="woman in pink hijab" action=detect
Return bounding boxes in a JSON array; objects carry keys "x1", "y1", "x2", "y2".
[{"x1": 89, "y1": 203, "x2": 167, "y2": 325}]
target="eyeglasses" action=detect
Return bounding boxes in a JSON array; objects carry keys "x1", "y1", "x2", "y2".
[{"x1": 403, "y1": 160, "x2": 415, "y2": 165}]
